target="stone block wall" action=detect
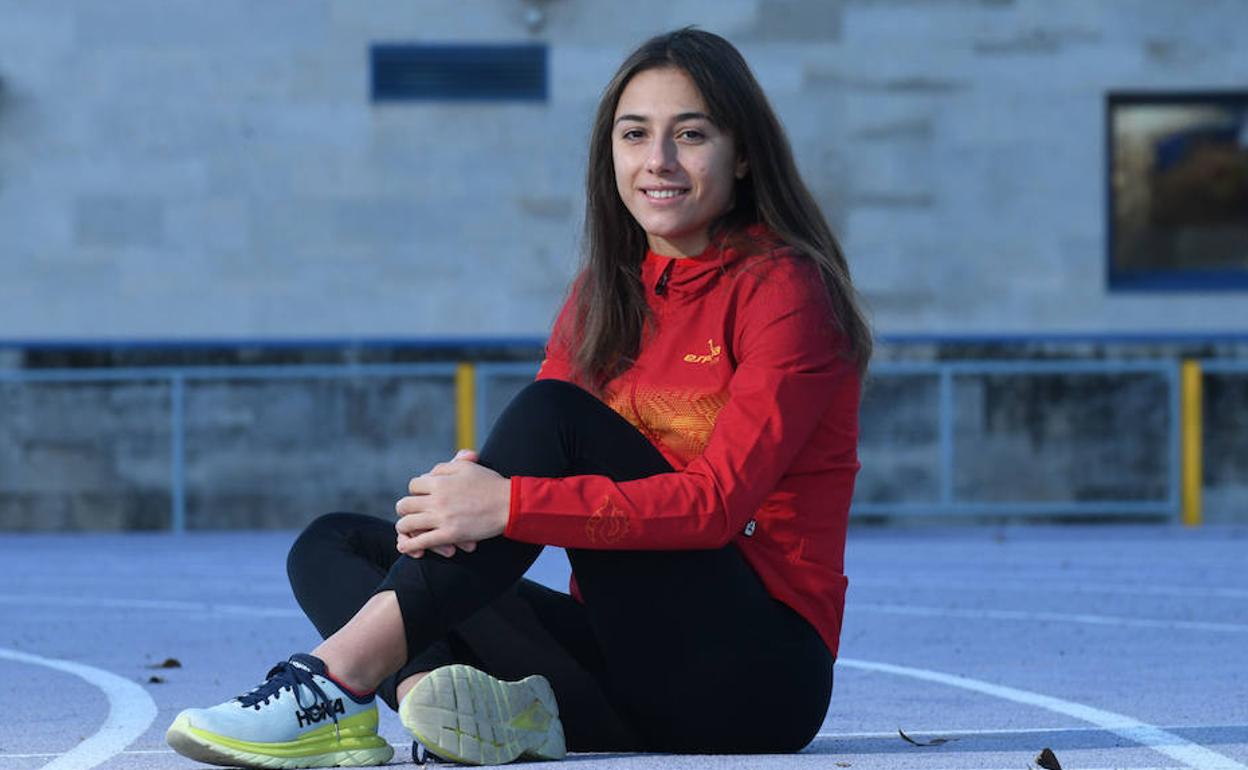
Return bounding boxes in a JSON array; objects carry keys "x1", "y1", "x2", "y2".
[
  {"x1": 0, "y1": 375, "x2": 457, "y2": 530},
  {"x1": 1, "y1": 0, "x2": 1247, "y2": 341},
  {"x1": 1203, "y1": 371, "x2": 1248, "y2": 523},
  {"x1": 0, "y1": 381, "x2": 172, "y2": 530},
  {"x1": 857, "y1": 371, "x2": 1172, "y2": 508}
]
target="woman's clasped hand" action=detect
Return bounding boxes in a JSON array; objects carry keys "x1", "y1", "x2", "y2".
[{"x1": 394, "y1": 449, "x2": 510, "y2": 559}]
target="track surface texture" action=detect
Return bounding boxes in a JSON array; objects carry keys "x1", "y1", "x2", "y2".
[{"x1": 1, "y1": 524, "x2": 1245, "y2": 770}]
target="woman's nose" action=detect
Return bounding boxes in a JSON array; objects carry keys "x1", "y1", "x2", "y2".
[{"x1": 645, "y1": 137, "x2": 677, "y2": 173}]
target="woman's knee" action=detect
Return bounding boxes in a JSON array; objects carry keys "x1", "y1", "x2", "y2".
[
  {"x1": 496, "y1": 380, "x2": 593, "y2": 428},
  {"x1": 291, "y1": 511, "x2": 363, "y2": 548},
  {"x1": 287, "y1": 512, "x2": 372, "y2": 577},
  {"x1": 518, "y1": 378, "x2": 590, "y2": 401}
]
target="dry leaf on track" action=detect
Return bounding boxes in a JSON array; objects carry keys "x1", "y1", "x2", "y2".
[
  {"x1": 898, "y1": 729, "x2": 956, "y2": 747},
  {"x1": 1034, "y1": 747, "x2": 1062, "y2": 770}
]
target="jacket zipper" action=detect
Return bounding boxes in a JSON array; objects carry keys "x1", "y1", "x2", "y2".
[
  {"x1": 654, "y1": 259, "x2": 674, "y2": 296},
  {"x1": 634, "y1": 257, "x2": 676, "y2": 443}
]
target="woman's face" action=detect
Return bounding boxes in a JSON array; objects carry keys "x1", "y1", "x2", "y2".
[{"x1": 612, "y1": 67, "x2": 747, "y2": 257}]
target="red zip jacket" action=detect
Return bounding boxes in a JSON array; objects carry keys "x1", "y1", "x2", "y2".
[{"x1": 504, "y1": 225, "x2": 861, "y2": 656}]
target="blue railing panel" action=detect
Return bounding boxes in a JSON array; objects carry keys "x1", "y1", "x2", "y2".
[{"x1": 0, "y1": 357, "x2": 1214, "y2": 529}]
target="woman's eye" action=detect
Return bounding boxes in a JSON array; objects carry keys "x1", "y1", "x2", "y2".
[
  {"x1": 678, "y1": 129, "x2": 706, "y2": 142},
  {"x1": 621, "y1": 128, "x2": 644, "y2": 141}
]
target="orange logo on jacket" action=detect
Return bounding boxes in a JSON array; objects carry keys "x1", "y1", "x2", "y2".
[
  {"x1": 585, "y1": 497, "x2": 630, "y2": 545},
  {"x1": 683, "y1": 339, "x2": 722, "y2": 364}
]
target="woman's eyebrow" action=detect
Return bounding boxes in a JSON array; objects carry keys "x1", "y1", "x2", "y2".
[{"x1": 613, "y1": 111, "x2": 712, "y2": 125}]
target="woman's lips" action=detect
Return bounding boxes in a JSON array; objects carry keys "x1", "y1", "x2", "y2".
[{"x1": 642, "y1": 187, "x2": 690, "y2": 202}]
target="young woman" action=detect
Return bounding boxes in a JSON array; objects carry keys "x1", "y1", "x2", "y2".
[{"x1": 166, "y1": 27, "x2": 871, "y2": 767}]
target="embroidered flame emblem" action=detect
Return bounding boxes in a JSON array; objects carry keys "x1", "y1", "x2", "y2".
[
  {"x1": 585, "y1": 496, "x2": 630, "y2": 545},
  {"x1": 683, "y1": 339, "x2": 722, "y2": 364}
]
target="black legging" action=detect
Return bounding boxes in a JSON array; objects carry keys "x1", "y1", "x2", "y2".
[{"x1": 287, "y1": 379, "x2": 832, "y2": 753}]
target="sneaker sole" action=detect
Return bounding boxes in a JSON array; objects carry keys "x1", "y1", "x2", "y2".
[
  {"x1": 165, "y1": 712, "x2": 394, "y2": 769},
  {"x1": 399, "y1": 664, "x2": 567, "y2": 765}
]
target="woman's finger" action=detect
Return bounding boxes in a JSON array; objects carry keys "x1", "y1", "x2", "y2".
[
  {"x1": 408, "y1": 475, "x2": 434, "y2": 495},
  {"x1": 395, "y1": 512, "x2": 436, "y2": 536},
  {"x1": 459, "y1": 541, "x2": 478, "y2": 553},
  {"x1": 400, "y1": 529, "x2": 457, "y2": 554},
  {"x1": 432, "y1": 545, "x2": 457, "y2": 558},
  {"x1": 396, "y1": 535, "x2": 425, "y2": 559},
  {"x1": 395, "y1": 495, "x2": 431, "y2": 517}
]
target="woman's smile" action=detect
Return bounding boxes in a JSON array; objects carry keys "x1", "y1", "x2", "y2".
[{"x1": 642, "y1": 186, "x2": 691, "y2": 202}]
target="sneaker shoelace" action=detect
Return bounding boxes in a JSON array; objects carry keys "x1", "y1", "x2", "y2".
[
  {"x1": 412, "y1": 739, "x2": 445, "y2": 765},
  {"x1": 237, "y1": 659, "x2": 343, "y2": 735}
]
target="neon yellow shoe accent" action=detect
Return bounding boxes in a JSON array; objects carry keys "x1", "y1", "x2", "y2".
[
  {"x1": 400, "y1": 664, "x2": 567, "y2": 765},
  {"x1": 508, "y1": 699, "x2": 553, "y2": 732},
  {"x1": 166, "y1": 708, "x2": 394, "y2": 768}
]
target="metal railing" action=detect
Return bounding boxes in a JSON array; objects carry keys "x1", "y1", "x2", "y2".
[
  {"x1": 0, "y1": 362, "x2": 457, "y2": 532},
  {"x1": 850, "y1": 359, "x2": 1181, "y2": 520},
  {"x1": 0, "y1": 357, "x2": 1231, "y2": 530}
]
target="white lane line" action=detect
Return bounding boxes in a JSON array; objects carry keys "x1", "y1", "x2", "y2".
[
  {"x1": 817, "y1": 763, "x2": 1184, "y2": 770},
  {"x1": 839, "y1": 658, "x2": 1247, "y2": 770},
  {"x1": 818, "y1": 724, "x2": 1248, "y2": 739},
  {"x1": 0, "y1": 647, "x2": 157, "y2": 770},
  {"x1": 0, "y1": 594, "x2": 303, "y2": 618},
  {"x1": 853, "y1": 577, "x2": 1248, "y2": 600},
  {"x1": 853, "y1": 602, "x2": 1248, "y2": 633}
]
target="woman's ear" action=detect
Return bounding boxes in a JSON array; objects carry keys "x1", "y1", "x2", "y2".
[{"x1": 735, "y1": 156, "x2": 749, "y2": 180}]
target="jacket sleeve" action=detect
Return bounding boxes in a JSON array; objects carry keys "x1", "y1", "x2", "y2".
[{"x1": 505, "y1": 258, "x2": 855, "y2": 550}]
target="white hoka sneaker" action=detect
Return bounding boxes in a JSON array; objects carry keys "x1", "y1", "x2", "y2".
[
  {"x1": 400, "y1": 664, "x2": 566, "y2": 765},
  {"x1": 166, "y1": 653, "x2": 394, "y2": 768}
]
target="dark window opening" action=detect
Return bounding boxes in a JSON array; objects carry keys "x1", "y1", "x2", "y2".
[
  {"x1": 1108, "y1": 91, "x2": 1248, "y2": 290},
  {"x1": 370, "y1": 43, "x2": 547, "y2": 102}
]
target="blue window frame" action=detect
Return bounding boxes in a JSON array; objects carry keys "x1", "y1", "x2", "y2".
[
  {"x1": 1107, "y1": 91, "x2": 1248, "y2": 291},
  {"x1": 370, "y1": 43, "x2": 547, "y2": 102}
]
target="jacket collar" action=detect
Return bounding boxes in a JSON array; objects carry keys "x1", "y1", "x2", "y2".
[{"x1": 641, "y1": 223, "x2": 783, "y2": 298}]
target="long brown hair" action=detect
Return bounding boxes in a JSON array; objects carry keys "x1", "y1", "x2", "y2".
[{"x1": 571, "y1": 28, "x2": 872, "y2": 389}]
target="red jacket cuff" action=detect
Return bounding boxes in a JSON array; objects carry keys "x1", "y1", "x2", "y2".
[{"x1": 504, "y1": 476, "x2": 522, "y2": 539}]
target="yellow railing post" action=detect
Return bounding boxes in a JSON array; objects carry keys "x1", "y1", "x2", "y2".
[
  {"x1": 455, "y1": 362, "x2": 477, "y2": 451},
  {"x1": 1180, "y1": 360, "x2": 1203, "y2": 527}
]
